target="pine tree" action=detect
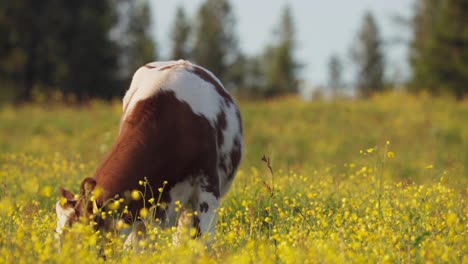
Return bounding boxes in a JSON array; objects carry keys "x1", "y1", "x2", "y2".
[
  {"x1": 263, "y1": 5, "x2": 300, "y2": 97},
  {"x1": 193, "y1": 0, "x2": 238, "y2": 80},
  {"x1": 409, "y1": 0, "x2": 443, "y2": 93},
  {"x1": 0, "y1": 0, "x2": 64, "y2": 101},
  {"x1": 122, "y1": 0, "x2": 156, "y2": 76},
  {"x1": 351, "y1": 12, "x2": 385, "y2": 98},
  {"x1": 0, "y1": 0, "x2": 123, "y2": 101},
  {"x1": 327, "y1": 54, "x2": 343, "y2": 97},
  {"x1": 409, "y1": 0, "x2": 468, "y2": 99},
  {"x1": 60, "y1": 0, "x2": 120, "y2": 100},
  {"x1": 170, "y1": 6, "x2": 191, "y2": 60},
  {"x1": 433, "y1": 0, "x2": 468, "y2": 99}
]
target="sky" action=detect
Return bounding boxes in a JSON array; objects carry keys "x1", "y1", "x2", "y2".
[{"x1": 151, "y1": 0, "x2": 414, "y2": 90}]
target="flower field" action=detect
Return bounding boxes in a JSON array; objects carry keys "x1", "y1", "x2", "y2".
[{"x1": 0, "y1": 92, "x2": 467, "y2": 263}]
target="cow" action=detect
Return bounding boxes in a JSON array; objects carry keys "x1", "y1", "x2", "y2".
[{"x1": 55, "y1": 60, "x2": 243, "y2": 245}]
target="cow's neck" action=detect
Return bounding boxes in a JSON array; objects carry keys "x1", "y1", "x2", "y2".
[{"x1": 93, "y1": 126, "x2": 154, "y2": 201}]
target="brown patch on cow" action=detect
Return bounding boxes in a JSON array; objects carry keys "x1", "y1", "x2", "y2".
[
  {"x1": 80, "y1": 177, "x2": 97, "y2": 196},
  {"x1": 216, "y1": 111, "x2": 227, "y2": 146},
  {"x1": 59, "y1": 187, "x2": 76, "y2": 206},
  {"x1": 199, "y1": 202, "x2": 209, "y2": 213},
  {"x1": 188, "y1": 65, "x2": 233, "y2": 105},
  {"x1": 228, "y1": 137, "x2": 242, "y2": 181},
  {"x1": 235, "y1": 109, "x2": 243, "y2": 134},
  {"x1": 158, "y1": 64, "x2": 179, "y2": 71},
  {"x1": 65, "y1": 177, "x2": 98, "y2": 222},
  {"x1": 122, "y1": 211, "x2": 134, "y2": 224},
  {"x1": 93, "y1": 90, "x2": 220, "y2": 218}
]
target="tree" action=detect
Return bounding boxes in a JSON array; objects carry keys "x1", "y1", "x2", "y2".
[
  {"x1": 60, "y1": 0, "x2": 120, "y2": 100},
  {"x1": 120, "y1": 0, "x2": 157, "y2": 79},
  {"x1": 224, "y1": 54, "x2": 265, "y2": 98},
  {"x1": 409, "y1": 0, "x2": 443, "y2": 94},
  {"x1": 351, "y1": 12, "x2": 385, "y2": 98},
  {"x1": 0, "y1": 0, "x2": 124, "y2": 102},
  {"x1": 262, "y1": 5, "x2": 300, "y2": 97},
  {"x1": 170, "y1": 6, "x2": 191, "y2": 60},
  {"x1": 0, "y1": 0, "x2": 64, "y2": 101},
  {"x1": 327, "y1": 54, "x2": 343, "y2": 97},
  {"x1": 409, "y1": 0, "x2": 468, "y2": 99},
  {"x1": 193, "y1": 0, "x2": 238, "y2": 82}
]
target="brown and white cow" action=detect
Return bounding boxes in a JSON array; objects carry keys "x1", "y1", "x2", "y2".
[{"x1": 56, "y1": 60, "x2": 243, "y2": 244}]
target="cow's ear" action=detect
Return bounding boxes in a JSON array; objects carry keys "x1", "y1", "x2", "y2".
[
  {"x1": 59, "y1": 187, "x2": 77, "y2": 206},
  {"x1": 123, "y1": 211, "x2": 133, "y2": 223},
  {"x1": 80, "y1": 177, "x2": 97, "y2": 197}
]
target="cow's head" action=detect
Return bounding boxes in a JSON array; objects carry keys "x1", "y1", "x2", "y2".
[{"x1": 55, "y1": 177, "x2": 99, "y2": 236}]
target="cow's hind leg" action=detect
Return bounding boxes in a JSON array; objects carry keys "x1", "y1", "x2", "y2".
[
  {"x1": 193, "y1": 190, "x2": 219, "y2": 240},
  {"x1": 165, "y1": 180, "x2": 193, "y2": 228}
]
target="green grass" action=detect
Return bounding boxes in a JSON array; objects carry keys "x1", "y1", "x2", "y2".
[{"x1": 0, "y1": 92, "x2": 466, "y2": 263}]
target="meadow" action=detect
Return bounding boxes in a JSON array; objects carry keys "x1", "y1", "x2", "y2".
[{"x1": 0, "y1": 92, "x2": 466, "y2": 263}]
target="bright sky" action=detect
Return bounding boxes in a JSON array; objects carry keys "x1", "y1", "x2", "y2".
[{"x1": 151, "y1": 0, "x2": 414, "y2": 88}]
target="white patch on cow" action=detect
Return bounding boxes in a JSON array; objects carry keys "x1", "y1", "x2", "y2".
[
  {"x1": 122, "y1": 220, "x2": 146, "y2": 249},
  {"x1": 145, "y1": 60, "x2": 186, "y2": 69},
  {"x1": 121, "y1": 64, "x2": 172, "y2": 121},
  {"x1": 196, "y1": 191, "x2": 219, "y2": 238},
  {"x1": 161, "y1": 69, "x2": 223, "y2": 126},
  {"x1": 122, "y1": 60, "x2": 225, "y2": 126},
  {"x1": 122, "y1": 67, "x2": 145, "y2": 115},
  {"x1": 172, "y1": 209, "x2": 193, "y2": 245},
  {"x1": 55, "y1": 202, "x2": 74, "y2": 236},
  {"x1": 165, "y1": 180, "x2": 194, "y2": 227},
  {"x1": 164, "y1": 176, "x2": 222, "y2": 244},
  {"x1": 221, "y1": 102, "x2": 242, "y2": 155},
  {"x1": 123, "y1": 59, "x2": 187, "y2": 115},
  {"x1": 218, "y1": 102, "x2": 244, "y2": 197}
]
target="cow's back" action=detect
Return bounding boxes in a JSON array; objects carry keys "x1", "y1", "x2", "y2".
[{"x1": 94, "y1": 60, "x2": 243, "y2": 202}]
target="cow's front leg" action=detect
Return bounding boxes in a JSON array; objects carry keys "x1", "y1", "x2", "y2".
[{"x1": 123, "y1": 220, "x2": 146, "y2": 249}]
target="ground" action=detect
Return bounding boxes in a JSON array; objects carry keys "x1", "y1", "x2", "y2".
[{"x1": 0, "y1": 92, "x2": 466, "y2": 263}]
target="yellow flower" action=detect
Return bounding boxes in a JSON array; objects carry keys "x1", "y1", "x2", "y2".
[
  {"x1": 109, "y1": 200, "x2": 120, "y2": 210},
  {"x1": 387, "y1": 151, "x2": 395, "y2": 158},
  {"x1": 446, "y1": 212, "x2": 457, "y2": 226},
  {"x1": 131, "y1": 190, "x2": 141, "y2": 200},
  {"x1": 115, "y1": 219, "x2": 124, "y2": 230},
  {"x1": 139, "y1": 208, "x2": 149, "y2": 218},
  {"x1": 189, "y1": 228, "x2": 198, "y2": 237},
  {"x1": 40, "y1": 186, "x2": 53, "y2": 197}
]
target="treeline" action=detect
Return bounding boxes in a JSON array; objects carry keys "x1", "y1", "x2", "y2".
[
  {"x1": 0, "y1": 0, "x2": 467, "y2": 102},
  {"x1": 408, "y1": 0, "x2": 467, "y2": 100},
  {"x1": 0, "y1": 0, "x2": 155, "y2": 102},
  {"x1": 330, "y1": 0, "x2": 467, "y2": 100}
]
